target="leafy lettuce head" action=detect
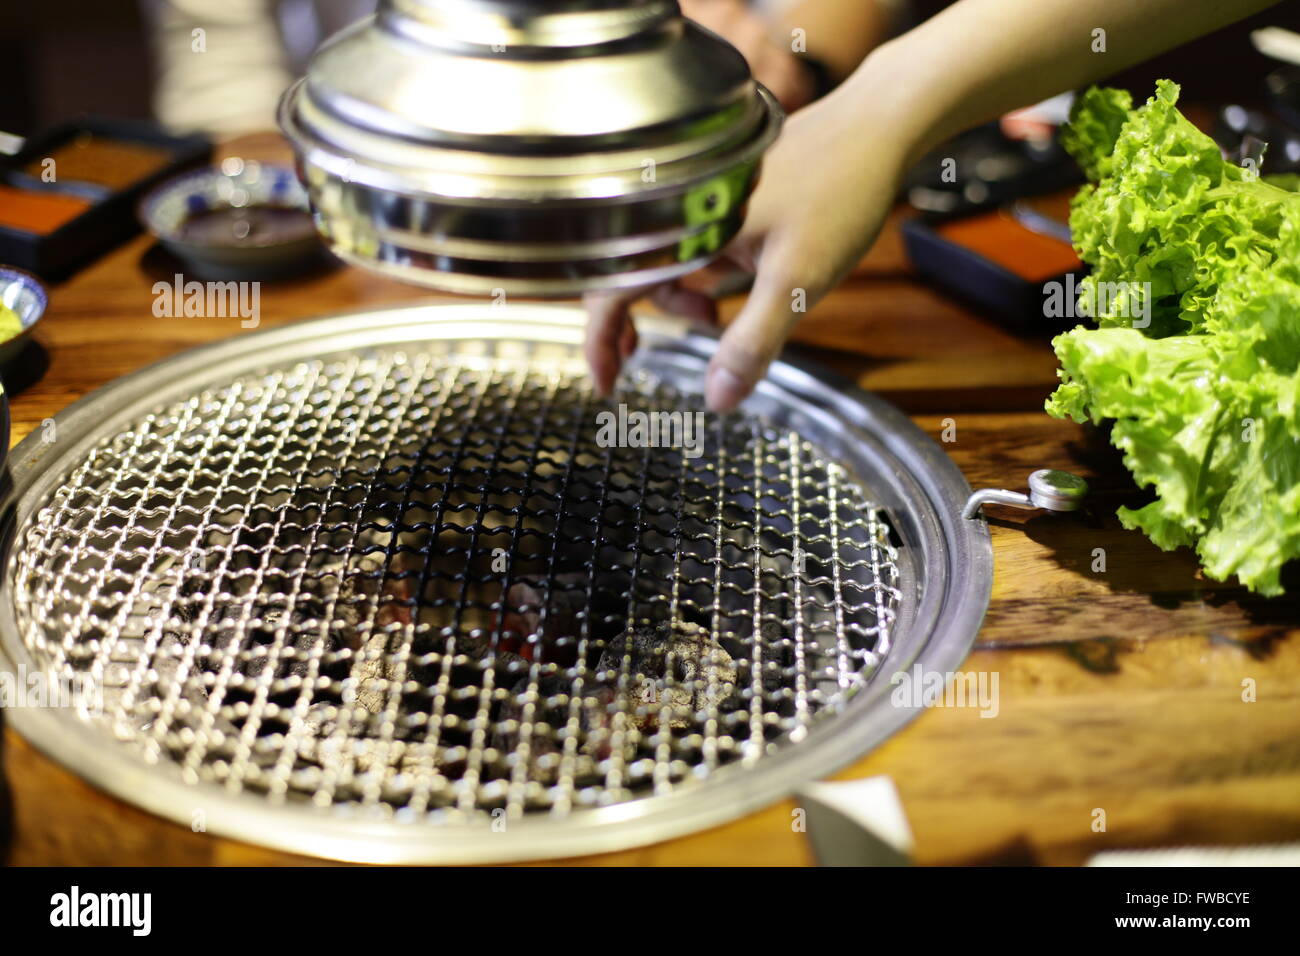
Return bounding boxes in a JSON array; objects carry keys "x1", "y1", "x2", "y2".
[{"x1": 1048, "y1": 81, "x2": 1300, "y2": 595}]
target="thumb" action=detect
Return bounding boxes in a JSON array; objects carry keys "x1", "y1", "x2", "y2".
[{"x1": 703, "y1": 246, "x2": 808, "y2": 412}]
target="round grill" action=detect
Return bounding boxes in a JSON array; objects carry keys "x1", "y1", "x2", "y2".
[{"x1": 0, "y1": 304, "x2": 990, "y2": 863}]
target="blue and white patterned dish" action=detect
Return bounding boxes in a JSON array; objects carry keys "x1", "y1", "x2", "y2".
[
  {"x1": 139, "y1": 159, "x2": 324, "y2": 279},
  {"x1": 0, "y1": 265, "x2": 48, "y2": 367},
  {"x1": 0, "y1": 266, "x2": 46, "y2": 463}
]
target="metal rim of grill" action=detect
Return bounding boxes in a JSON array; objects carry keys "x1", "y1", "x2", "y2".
[{"x1": 0, "y1": 303, "x2": 991, "y2": 864}]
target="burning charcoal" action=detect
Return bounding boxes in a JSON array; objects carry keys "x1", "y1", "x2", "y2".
[
  {"x1": 265, "y1": 553, "x2": 407, "y2": 742},
  {"x1": 499, "y1": 572, "x2": 592, "y2": 665}
]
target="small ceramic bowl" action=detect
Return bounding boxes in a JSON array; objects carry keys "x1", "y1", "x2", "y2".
[
  {"x1": 0, "y1": 265, "x2": 48, "y2": 369},
  {"x1": 139, "y1": 158, "x2": 325, "y2": 280},
  {"x1": 0, "y1": 266, "x2": 45, "y2": 464}
]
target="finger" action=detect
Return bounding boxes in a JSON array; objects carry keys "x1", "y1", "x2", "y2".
[
  {"x1": 703, "y1": 239, "x2": 809, "y2": 412},
  {"x1": 758, "y1": 48, "x2": 814, "y2": 113},
  {"x1": 651, "y1": 282, "x2": 719, "y2": 325},
  {"x1": 583, "y1": 287, "x2": 644, "y2": 396},
  {"x1": 724, "y1": 176, "x2": 784, "y2": 273},
  {"x1": 618, "y1": 317, "x2": 638, "y2": 359}
]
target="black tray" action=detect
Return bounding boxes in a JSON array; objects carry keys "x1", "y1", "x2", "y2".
[
  {"x1": 901, "y1": 208, "x2": 1087, "y2": 333},
  {"x1": 0, "y1": 117, "x2": 211, "y2": 281}
]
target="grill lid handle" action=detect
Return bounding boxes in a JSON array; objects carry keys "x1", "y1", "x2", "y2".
[{"x1": 962, "y1": 469, "x2": 1088, "y2": 520}]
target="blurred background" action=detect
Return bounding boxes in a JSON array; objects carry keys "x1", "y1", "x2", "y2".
[{"x1": 4, "y1": 1, "x2": 1300, "y2": 137}]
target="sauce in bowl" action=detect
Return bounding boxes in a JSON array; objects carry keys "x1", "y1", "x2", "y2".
[{"x1": 176, "y1": 204, "x2": 316, "y2": 248}]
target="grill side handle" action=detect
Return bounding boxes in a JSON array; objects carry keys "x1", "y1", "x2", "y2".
[{"x1": 962, "y1": 469, "x2": 1088, "y2": 520}]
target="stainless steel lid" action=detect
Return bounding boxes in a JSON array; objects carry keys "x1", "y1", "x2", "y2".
[{"x1": 278, "y1": 0, "x2": 783, "y2": 295}]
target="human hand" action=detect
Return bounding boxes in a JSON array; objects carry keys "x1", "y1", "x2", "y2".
[
  {"x1": 583, "y1": 79, "x2": 909, "y2": 411},
  {"x1": 680, "y1": 0, "x2": 814, "y2": 112}
]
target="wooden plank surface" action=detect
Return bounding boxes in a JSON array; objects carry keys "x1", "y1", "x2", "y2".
[{"x1": 2, "y1": 140, "x2": 1298, "y2": 867}]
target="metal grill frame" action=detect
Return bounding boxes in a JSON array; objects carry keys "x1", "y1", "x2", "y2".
[{"x1": 0, "y1": 303, "x2": 991, "y2": 864}]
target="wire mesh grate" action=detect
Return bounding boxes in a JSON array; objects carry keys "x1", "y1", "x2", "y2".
[{"x1": 10, "y1": 345, "x2": 902, "y2": 821}]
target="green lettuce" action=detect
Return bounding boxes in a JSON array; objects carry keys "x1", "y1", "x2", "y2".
[{"x1": 1048, "y1": 80, "x2": 1300, "y2": 595}]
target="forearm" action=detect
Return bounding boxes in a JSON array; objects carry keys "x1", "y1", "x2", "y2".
[{"x1": 845, "y1": 0, "x2": 1279, "y2": 166}]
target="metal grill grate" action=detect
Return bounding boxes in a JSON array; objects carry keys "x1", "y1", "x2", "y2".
[{"x1": 11, "y1": 343, "x2": 902, "y2": 822}]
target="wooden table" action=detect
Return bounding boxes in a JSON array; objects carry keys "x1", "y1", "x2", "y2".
[{"x1": 4, "y1": 142, "x2": 1299, "y2": 867}]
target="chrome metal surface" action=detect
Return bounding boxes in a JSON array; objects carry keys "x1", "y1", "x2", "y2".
[
  {"x1": 0, "y1": 303, "x2": 990, "y2": 864},
  {"x1": 1027, "y1": 469, "x2": 1089, "y2": 511},
  {"x1": 962, "y1": 487, "x2": 1034, "y2": 518},
  {"x1": 278, "y1": 0, "x2": 783, "y2": 295},
  {"x1": 962, "y1": 469, "x2": 1089, "y2": 519}
]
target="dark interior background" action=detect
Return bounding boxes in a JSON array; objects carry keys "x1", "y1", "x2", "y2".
[
  {"x1": 2, "y1": 2, "x2": 155, "y2": 134},
  {"x1": 3, "y1": 1, "x2": 1300, "y2": 135},
  {"x1": 910, "y1": 0, "x2": 1300, "y2": 111}
]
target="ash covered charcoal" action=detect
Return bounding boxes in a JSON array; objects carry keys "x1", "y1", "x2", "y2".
[
  {"x1": 596, "y1": 621, "x2": 739, "y2": 731},
  {"x1": 153, "y1": 523, "x2": 438, "y2": 782},
  {"x1": 291, "y1": 548, "x2": 444, "y2": 782},
  {"x1": 330, "y1": 549, "x2": 419, "y2": 718},
  {"x1": 235, "y1": 546, "x2": 422, "y2": 731},
  {"x1": 493, "y1": 619, "x2": 741, "y2": 783},
  {"x1": 492, "y1": 673, "x2": 611, "y2": 782}
]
